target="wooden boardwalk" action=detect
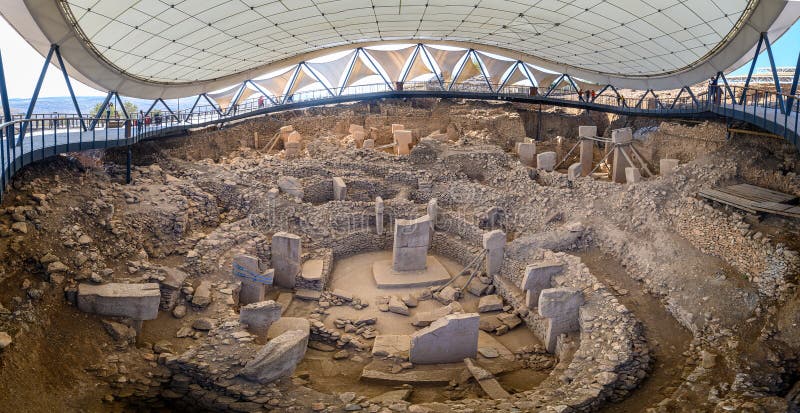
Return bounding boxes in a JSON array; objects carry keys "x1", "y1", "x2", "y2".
[{"x1": 698, "y1": 184, "x2": 800, "y2": 218}]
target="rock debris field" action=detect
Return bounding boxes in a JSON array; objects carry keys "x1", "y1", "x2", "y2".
[{"x1": 0, "y1": 99, "x2": 799, "y2": 413}]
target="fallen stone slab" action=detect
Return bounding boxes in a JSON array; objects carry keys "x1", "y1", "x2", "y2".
[
  {"x1": 77, "y1": 283, "x2": 160, "y2": 320},
  {"x1": 277, "y1": 176, "x2": 303, "y2": 199},
  {"x1": 295, "y1": 289, "x2": 322, "y2": 301},
  {"x1": 410, "y1": 313, "x2": 479, "y2": 364},
  {"x1": 369, "y1": 388, "x2": 412, "y2": 404},
  {"x1": 240, "y1": 329, "x2": 309, "y2": 384},
  {"x1": 361, "y1": 359, "x2": 464, "y2": 384},
  {"x1": 301, "y1": 259, "x2": 324, "y2": 282},
  {"x1": 276, "y1": 292, "x2": 293, "y2": 314},
  {"x1": 464, "y1": 358, "x2": 510, "y2": 399},
  {"x1": 477, "y1": 295, "x2": 503, "y2": 313}
]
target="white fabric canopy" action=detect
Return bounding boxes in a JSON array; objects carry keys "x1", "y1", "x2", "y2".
[
  {"x1": 344, "y1": 54, "x2": 380, "y2": 89},
  {"x1": 306, "y1": 51, "x2": 356, "y2": 89},
  {"x1": 366, "y1": 47, "x2": 416, "y2": 83},
  {"x1": 404, "y1": 50, "x2": 434, "y2": 81},
  {"x1": 4, "y1": 0, "x2": 798, "y2": 96},
  {"x1": 477, "y1": 52, "x2": 515, "y2": 87},
  {"x1": 252, "y1": 67, "x2": 296, "y2": 98},
  {"x1": 426, "y1": 47, "x2": 470, "y2": 84}
]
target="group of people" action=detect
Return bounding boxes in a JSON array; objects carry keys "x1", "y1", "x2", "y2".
[{"x1": 578, "y1": 89, "x2": 597, "y2": 102}]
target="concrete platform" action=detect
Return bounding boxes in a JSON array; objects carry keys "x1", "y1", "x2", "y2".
[{"x1": 372, "y1": 256, "x2": 451, "y2": 289}]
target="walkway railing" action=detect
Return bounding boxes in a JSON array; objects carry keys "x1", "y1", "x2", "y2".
[{"x1": 1, "y1": 81, "x2": 798, "y2": 199}]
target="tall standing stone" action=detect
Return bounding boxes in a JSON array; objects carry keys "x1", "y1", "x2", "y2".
[
  {"x1": 482, "y1": 230, "x2": 505, "y2": 276},
  {"x1": 332, "y1": 177, "x2": 347, "y2": 200},
  {"x1": 392, "y1": 216, "x2": 432, "y2": 272},
  {"x1": 538, "y1": 288, "x2": 583, "y2": 353},
  {"x1": 517, "y1": 142, "x2": 536, "y2": 167},
  {"x1": 660, "y1": 158, "x2": 679, "y2": 175},
  {"x1": 375, "y1": 197, "x2": 384, "y2": 235},
  {"x1": 578, "y1": 125, "x2": 597, "y2": 177},
  {"x1": 611, "y1": 128, "x2": 632, "y2": 184},
  {"x1": 427, "y1": 198, "x2": 438, "y2": 228},
  {"x1": 537, "y1": 151, "x2": 557, "y2": 172},
  {"x1": 272, "y1": 232, "x2": 301, "y2": 288}
]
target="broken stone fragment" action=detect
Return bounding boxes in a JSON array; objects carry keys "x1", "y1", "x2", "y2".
[
  {"x1": 0, "y1": 331, "x2": 11, "y2": 350},
  {"x1": 388, "y1": 296, "x2": 410, "y2": 316},
  {"x1": 191, "y1": 281, "x2": 212, "y2": 307},
  {"x1": 477, "y1": 295, "x2": 503, "y2": 313},
  {"x1": 192, "y1": 317, "x2": 215, "y2": 331}
]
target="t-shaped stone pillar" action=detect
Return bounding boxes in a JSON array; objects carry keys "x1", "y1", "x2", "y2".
[
  {"x1": 272, "y1": 232, "x2": 301, "y2": 288},
  {"x1": 393, "y1": 215, "x2": 432, "y2": 272},
  {"x1": 375, "y1": 197, "x2": 384, "y2": 235},
  {"x1": 538, "y1": 287, "x2": 584, "y2": 353},
  {"x1": 482, "y1": 230, "x2": 506, "y2": 276},
  {"x1": 520, "y1": 261, "x2": 564, "y2": 309},
  {"x1": 232, "y1": 254, "x2": 268, "y2": 305}
]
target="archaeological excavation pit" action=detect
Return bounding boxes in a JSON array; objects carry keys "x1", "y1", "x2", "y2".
[{"x1": 1, "y1": 97, "x2": 800, "y2": 413}]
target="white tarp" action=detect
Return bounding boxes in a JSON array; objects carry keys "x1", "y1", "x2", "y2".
[
  {"x1": 344, "y1": 54, "x2": 380, "y2": 89},
  {"x1": 477, "y1": 52, "x2": 515, "y2": 87},
  {"x1": 425, "y1": 46, "x2": 469, "y2": 84},
  {"x1": 306, "y1": 51, "x2": 356, "y2": 89},
  {"x1": 366, "y1": 46, "x2": 416, "y2": 83},
  {"x1": 252, "y1": 67, "x2": 297, "y2": 98}
]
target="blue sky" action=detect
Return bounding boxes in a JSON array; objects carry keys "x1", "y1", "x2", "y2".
[{"x1": 0, "y1": 15, "x2": 798, "y2": 99}]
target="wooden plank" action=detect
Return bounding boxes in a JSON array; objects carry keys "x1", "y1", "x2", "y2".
[
  {"x1": 698, "y1": 189, "x2": 758, "y2": 214},
  {"x1": 751, "y1": 202, "x2": 794, "y2": 211},
  {"x1": 722, "y1": 184, "x2": 797, "y2": 203}
]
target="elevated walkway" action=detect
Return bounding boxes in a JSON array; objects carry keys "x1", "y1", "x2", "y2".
[{"x1": 1, "y1": 83, "x2": 797, "y2": 199}]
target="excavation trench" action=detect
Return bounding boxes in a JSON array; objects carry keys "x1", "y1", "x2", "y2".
[{"x1": 573, "y1": 248, "x2": 692, "y2": 413}]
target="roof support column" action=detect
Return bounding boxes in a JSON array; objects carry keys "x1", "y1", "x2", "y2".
[
  {"x1": 785, "y1": 49, "x2": 800, "y2": 114},
  {"x1": 739, "y1": 34, "x2": 764, "y2": 104},
  {"x1": 17, "y1": 44, "x2": 55, "y2": 144},
  {"x1": 0, "y1": 49, "x2": 11, "y2": 190},
  {"x1": 472, "y1": 50, "x2": 494, "y2": 92},
  {"x1": 184, "y1": 95, "x2": 203, "y2": 122},
  {"x1": 544, "y1": 74, "x2": 565, "y2": 97},
  {"x1": 88, "y1": 91, "x2": 113, "y2": 131},
  {"x1": 302, "y1": 62, "x2": 334, "y2": 96},
  {"x1": 202, "y1": 93, "x2": 223, "y2": 117},
  {"x1": 360, "y1": 48, "x2": 392, "y2": 90},
  {"x1": 248, "y1": 80, "x2": 277, "y2": 105},
  {"x1": 448, "y1": 50, "x2": 471, "y2": 91},
  {"x1": 762, "y1": 33, "x2": 786, "y2": 114},
  {"x1": 53, "y1": 45, "x2": 86, "y2": 131}
]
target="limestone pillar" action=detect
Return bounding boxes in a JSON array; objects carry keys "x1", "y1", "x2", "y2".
[
  {"x1": 375, "y1": 197, "x2": 384, "y2": 235},
  {"x1": 409, "y1": 313, "x2": 479, "y2": 364},
  {"x1": 660, "y1": 158, "x2": 679, "y2": 176},
  {"x1": 537, "y1": 151, "x2": 557, "y2": 172},
  {"x1": 625, "y1": 167, "x2": 642, "y2": 184},
  {"x1": 363, "y1": 139, "x2": 375, "y2": 149},
  {"x1": 233, "y1": 254, "x2": 267, "y2": 305},
  {"x1": 239, "y1": 300, "x2": 282, "y2": 335},
  {"x1": 517, "y1": 142, "x2": 536, "y2": 167},
  {"x1": 272, "y1": 232, "x2": 301, "y2": 288},
  {"x1": 567, "y1": 163, "x2": 582, "y2": 181},
  {"x1": 392, "y1": 215, "x2": 432, "y2": 272},
  {"x1": 611, "y1": 128, "x2": 633, "y2": 184},
  {"x1": 578, "y1": 127, "x2": 596, "y2": 177},
  {"x1": 482, "y1": 230, "x2": 506, "y2": 276},
  {"x1": 332, "y1": 177, "x2": 347, "y2": 200},
  {"x1": 394, "y1": 130, "x2": 413, "y2": 155},
  {"x1": 427, "y1": 198, "x2": 438, "y2": 228},
  {"x1": 538, "y1": 288, "x2": 583, "y2": 353},
  {"x1": 520, "y1": 262, "x2": 564, "y2": 308}
]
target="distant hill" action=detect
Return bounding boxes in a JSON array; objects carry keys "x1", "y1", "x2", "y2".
[{"x1": 5, "y1": 96, "x2": 187, "y2": 116}]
